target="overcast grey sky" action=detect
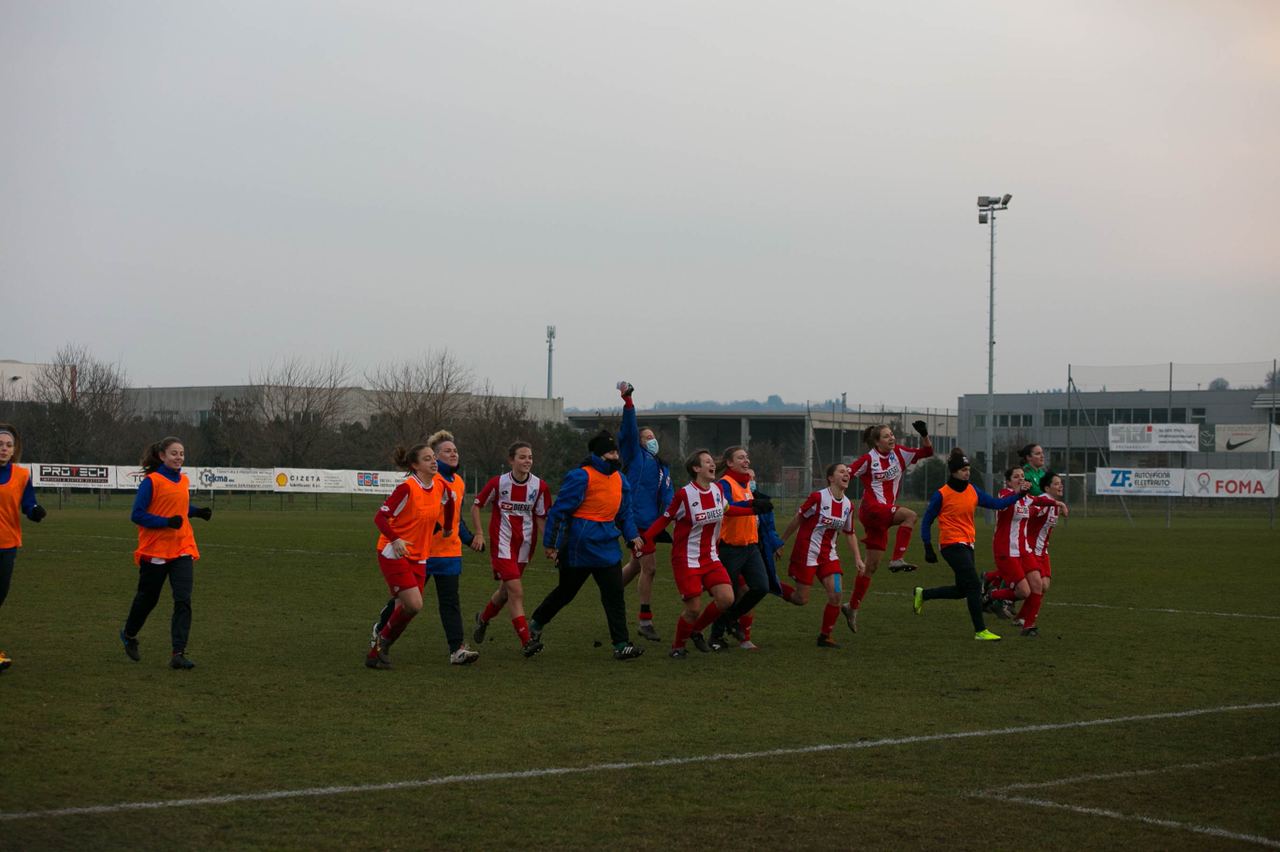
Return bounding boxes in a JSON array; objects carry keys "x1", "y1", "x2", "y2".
[{"x1": 4, "y1": 1, "x2": 1277, "y2": 410}]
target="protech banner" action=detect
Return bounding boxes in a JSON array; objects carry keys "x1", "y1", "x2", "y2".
[
  {"x1": 1108, "y1": 424, "x2": 1199, "y2": 453},
  {"x1": 1095, "y1": 468, "x2": 1185, "y2": 496},
  {"x1": 1182, "y1": 469, "x2": 1279, "y2": 499},
  {"x1": 1214, "y1": 424, "x2": 1280, "y2": 453},
  {"x1": 31, "y1": 464, "x2": 115, "y2": 489}
]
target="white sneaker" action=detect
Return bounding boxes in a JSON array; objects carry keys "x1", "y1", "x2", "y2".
[
  {"x1": 738, "y1": 640, "x2": 760, "y2": 651},
  {"x1": 1012, "y1": 617, "x2": 1025, "y2": 628},
  {"x1": 449, "y1": 646, "x2": 480, "y2": 665}
]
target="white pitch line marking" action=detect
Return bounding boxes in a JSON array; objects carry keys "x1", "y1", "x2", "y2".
[
  {"x1": 980, "y1": 752, "x2": 1280, "y2": 794},
  {"x1": 869, "y1": 591, "x2": 1280, "y2": 621},
  {"x1": 1, "y1": 701, "x2": 1277, "y2": 823}
]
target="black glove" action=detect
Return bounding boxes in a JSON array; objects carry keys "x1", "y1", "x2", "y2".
[
  {"x1": 167, "y1": 515, "x2": 184, "y2": 529},
  {"x1": 29, "y1": 505, "x2": 46, "y2": 523},
  {"x1": 751, "y1": 497, "x2": 774, "y2": 515},
  {"x1": 923, "y1": 541, "x2": 937, "y2": 564},
  {"x1": 193, "y1": 507, "x2": 213, "y2": 521},
  {"x1": 912, "y1": 420, "x2": 929, "y2": 438}
]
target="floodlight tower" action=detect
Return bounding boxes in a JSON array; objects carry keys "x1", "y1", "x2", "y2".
[
  {"x1": 977, "y1": 193, "x2": 1012, "y2": 499},
  {"x1": 546, "y1": 325, "x2": 556, "y2": 399}
]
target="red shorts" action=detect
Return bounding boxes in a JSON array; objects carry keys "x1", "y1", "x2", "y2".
[
  {"x1": 993, "y1": 553, "x2": 1026, "y2": 585},
  {"x1": 490, "y1": 557, "x2": 528, "y2": 582},
  {"x1": 788, "y1": 559, "x2": 842, "y2": 586},
  {"x1": 858, "y1": 502, "x2": 896, "y2": 551},
  {"x1": 1023, "y1": 553, "x2": 1051, "y2": 577},
  {"x1": 673, "y1": 562, "x2": 732, "y2": 600},
  {"x1": 377, "y1": 554, "x2": 426, "y2": 595}
]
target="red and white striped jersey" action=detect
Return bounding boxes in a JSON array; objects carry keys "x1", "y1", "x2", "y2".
[
  {"x1": 993, "y1": 488, "x2": 1033, "y2": 558},
  {"x1": 474, "y1": 472, "x2": 550, "y2": 564},
  {"x1": 662, "y1": 482, "x2": 728, "y2": 570},
  {"x1": 849, "y1": 445, "x2": 932, "y2": 507},
  {"x1": 1024, "y1": 502, "x2": 1059, "y2": 556},
  {"x1": 789, "y1": 488, "x2": 855, "y2": 568}
]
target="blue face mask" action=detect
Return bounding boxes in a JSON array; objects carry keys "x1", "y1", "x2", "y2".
[{"x1": 644, "y1": 438, "x2": 659, "y2": 455}]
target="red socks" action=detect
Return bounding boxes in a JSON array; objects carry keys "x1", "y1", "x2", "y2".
[
  {"x1": 380, "y1": 603, "x2": 415, "y2": 645},
  {"x1": 480, "y1": 600, "x2": 502, "y2": 624},
  {"x1": 821, "y1": 603, "x2": 840, "y2": 636},
  {"x1": 780, "y1": 582, "x2": 797, "y2": 603},
  {"x1": 672, "y1": 616, "x2": 693, "y2": 649},
  {"x1": 991, "y1": 588, "x2": 1017, "y2": 602},
  {"x1": 1019, "y1": 592, "x2": 1044, "y2": 627},
  {"x1": 513, "y1": 615, "x2": 531, "y2": 645},
  {"x1": 892, "y1": 526, "x2": 914, "y2": 561},
  {"x1": 983, "y1": 570, "x2": 1000, "y2": 584},
  {"x1": 852, "y1": 574, "x2": 872, "y2": 609},
  {"x1": 691, "y1": 602, "x2": 721, "y2": 632},
  {"x1": 739, "y1": 613, "x2": 754, "y2": 641}
]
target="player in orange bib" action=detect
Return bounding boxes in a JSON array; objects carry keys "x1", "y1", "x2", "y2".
[
  {"x1": 0, "y1": 424, "x2": 48, "y2": 672},
  {"x1": 119, "y1": 437, "x2": 212, "y2": 669},
  {"x1": 365, "y1": 443, "x2": 445, "y2": 669}
]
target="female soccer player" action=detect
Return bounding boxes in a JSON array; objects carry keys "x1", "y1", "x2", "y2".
[
  {"x1": 913, "y1": 448, "x2": 1026, "y2": 641},
  {"x1": 1019, "y1": 443, "x2": 1049, "y2": 496},
  {"x1": 528, "y1": 430, "x2": 645, "y2": 661},
  {"x1": 365, "y1": 443, "x2": 445, "y2": 669},
  {"x1": 470, "y1": 441, "x2": 550, "y2": 657},
  {"x1": 709, "y1": 446, "x2": 774, "y2": 648},
  {"x1": 987, "y1": 466, "x2": 1067, "y2": 621},
  {"x1": 617, "y1": 381, "x2": 674, "y2": 643},
  {"x1": 641, "y1": 450, "x2": 747, "y2": 658},
  {"x1": 0, "y1": 424, "x2": 46, "y2": 672},
  {"x1": 734, "y1": 472, "x2": 784, "y2": 651},
  {"x1": 777, "y1": 462, "x2": 866, "y2": 648},
  {"x1": 845, "y1": 421, "x2": 933, "y2": 628},
  {"x1": 119, "y1": 437, "x2": 212, "y2": 669},
  {"x1": 1018, "y1": 470, "x2": 1067, "y2": 637}
]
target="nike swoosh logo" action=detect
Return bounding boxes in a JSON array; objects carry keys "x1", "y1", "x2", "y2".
[{"x1": 1225, "y1": 437, "x2": 1257, "y2": 450}]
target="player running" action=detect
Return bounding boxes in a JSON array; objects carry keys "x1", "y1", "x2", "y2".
[
  {"x1": 986, "y1": 466, "x2": 1067, "y2": 621},
  {"x1": 365, "y1": 444, "x2": 445, "y2": 669},
  {"x1": 1019, "y1": 443, "x2": 1049, "y2": 495},
  {"x1": 0, "y1": 424, "x2": 47, "y2": 672},
  {"x1": 119, "y1": 437, "x2": 212, "y2": 669},
  {"x1": 776, "y1": 463, "x2": 866, "y2": 648},
  {"x1": 1017, "y1": 470, "x2": 1067, "y2": 637},
  {"x1": 844, "y1": 421, "x2": 933, "y2": 628},
  {"x1": 470, "y1": 441, "x2": 551, "y2": 657},
  {"x1": 914, "y1": 449, "x2": 1026, "y2": 641},
  {"x1": 708, "y1": 446, "x2": 774, "y2": 649},
  {"x1": 617, "y1": 381, "x2": 674, "y2": 643}
]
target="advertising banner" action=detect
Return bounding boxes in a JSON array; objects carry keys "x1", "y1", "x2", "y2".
[
  {"x1": 191, "y1": 467, "x2": 275, "y2": 491},
  {"x1": 349, "y1": 470, "x2": 408, "y2": 496},
  {"x1": 31, "y1": 463, "x2": 115, "y2": 489},
  {"x1": 1182, "y1": 469, "x2": 1279, "y2": 499},
  {"x1": 1108, "y1": 423, "x2": 1199, "y2": 453},
  {"x1": 272, "y1": 468, "x2": 351, "y2": 493},
  {"x1": 1095, "y1": 468, "x2": 1185, "y2": 496},
  {"x1": 1214, "y1": 424, "x2": 1280, "y2": 453}
]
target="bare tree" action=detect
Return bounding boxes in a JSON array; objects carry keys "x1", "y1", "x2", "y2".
[
  {"x1": 200, "y1": 395, "x2": 262, "y2": 466},
  {"x1": 364, "y1": 349, "x2": 474, "y2": 446},
  {"x1": 249, "y1": 356, "x2": 353, "y2": 467},
  {"x1": 458, "y1": 385, "x2": 535, "y2": 480},
  {"x1": 29, "y1": 344, "x2": 131, "y2": 460}
]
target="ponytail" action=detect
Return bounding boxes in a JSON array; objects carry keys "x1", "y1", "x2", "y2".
[
  {"x1": 140, "y1": 436, "x2": 183, "y2": 474},
  {"x1": 392, "y1": 444, "x2": 431, "y2": 471}
]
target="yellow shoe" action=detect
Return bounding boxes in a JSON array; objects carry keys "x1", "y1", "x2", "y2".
[
  {"x1": 974, "y1": 629, "x2": 1002, "y2": 641},
  {"x1": 912, "y1": 587, "x2": 924, "y2": 615}
]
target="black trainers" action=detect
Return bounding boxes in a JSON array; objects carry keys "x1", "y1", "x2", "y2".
[
  {"x1": 689, "y1": 632, "x2": 712, "y2": 653},
  {"x1": 472, "y1": 612, "x2": 489, "y2": 645},
  {"x1": 728, "y1": 621, "x2": 747, "y2": 643},
  {"x1": 637, "y1": 622, "x2": 661, "y2": 642},
  {"x1": 816, "y1": 634, "x2": 841, "y2": 649},
  {"x1": 669, "y1": 647, "x2": 688, "y2": 659},
  {"x1": 120, "y1": 629, "x2": 140, "y2": 662},
  {"x1": 169, "y1": 652, "x2": 195, "y2": 670},
  {"x1": 708, "y1": 634, "x2": 731, "y2": 652},
  {"x1": 1020, "y1": 626, "x2": 1040, "y2": 638},
  {"x1": 521, "y1": 638, "x2": 545, "y2": 658},
  {"x1": 613, "y1": 642, "x2": 644, "y2": 661},
  {"x1": 366, "y1": 634, "x2": 392, "y2": 669}
]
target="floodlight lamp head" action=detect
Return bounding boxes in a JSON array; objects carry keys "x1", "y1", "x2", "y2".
[
  {"x1": 978, "y1": 212, "x2": 989, "y2": 224},
  {"x1": 1001, "y1": 193, "x2": 1012, "y2": 206},
  {"x1": 978, "y1": 196, "x2": 990, "y2": 208}
]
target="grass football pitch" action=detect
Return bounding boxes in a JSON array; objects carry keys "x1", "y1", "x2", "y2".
[{"x1": 1, "y1": 503, "x2": 1278, "y2": 850}]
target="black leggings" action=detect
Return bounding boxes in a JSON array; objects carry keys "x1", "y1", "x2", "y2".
[
  {"x1": 923, "y1": 544, "x2": 986, "y2": 632},
  {"x1": 0, "y1": 548, "x2": 15, "y2": 609},
  {"x1": 530, "y1": 562, "x2": 629, "y2": 646},
  {"x1": 124, "y1": 556, "x2": 195, "y2": 653},
  {"x1": 715, "y1": 542, "x2": 769, "y2": 630}
]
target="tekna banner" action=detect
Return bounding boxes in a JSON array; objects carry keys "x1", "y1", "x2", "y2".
[
  {"x1": 1214, "y1": 424, "x2": 1280, "y2": 454},
  {"x1": 1108, "y1": 424, "x2": 1199, "y2": 453},
  {"x1": 1182, "y1": 469, "x2": 1279, "y2": 499},
  {"x1": 1095, "y1": 468, "x2": 1185, "y2": 497}
]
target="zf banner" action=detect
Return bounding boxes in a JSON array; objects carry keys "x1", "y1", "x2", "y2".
[
  {"x1": 1108, "y1": 424, "x2": 1199, "y2": 453},
  {"x1": 1182, "y1": 469, "x2": 1278, "y2": 499},
  {"x1": 1095, "y1": 468, "x2": 1185, "y2": 496}
]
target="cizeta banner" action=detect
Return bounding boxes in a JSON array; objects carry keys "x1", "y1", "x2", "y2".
[
  {"x1": 272, "y1": 468, "x2": 352, "y2": 494},
  {"x1": 1095, "y1": 468, "x2": 1185, "y2": 496},
  {"x1": 1182, "y1": 469, "x2": 1278, "y2": 499},
  {"x1": 1108, "y1": 423, "x2": 1199, "y2": 453},
  {"x1": 1214, "y1": 424, "x2": 1280, "y2": 454}
]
